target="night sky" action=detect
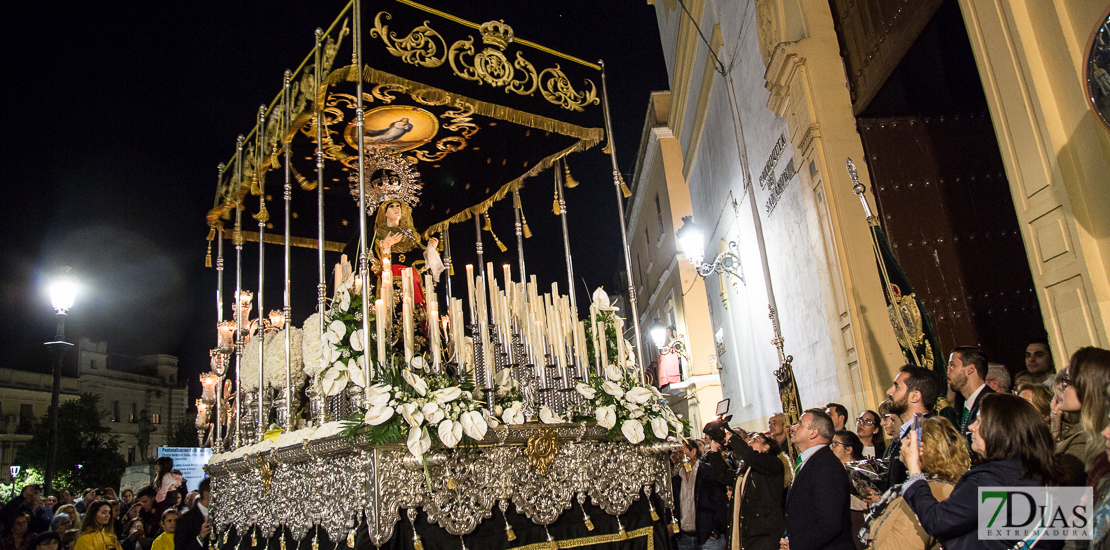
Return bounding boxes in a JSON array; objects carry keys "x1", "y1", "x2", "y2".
[{"x1": 2, "y1": 1, "x2": 668, "y2": 402}]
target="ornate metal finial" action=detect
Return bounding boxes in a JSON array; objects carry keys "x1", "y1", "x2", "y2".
[
  {"x1": 315, "y1": 27, "x2": 323, "y2": 41},
  {"x1": 479, "y1": 20, "x2": 514, "y2": 50},
  {"x1": 237, "y1": 135, "x2": 245, "y2": 149},
  {"x1": 846, "y1": 157, "x2": 864, "y2": 196}
]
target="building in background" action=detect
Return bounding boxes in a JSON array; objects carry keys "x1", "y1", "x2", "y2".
[
  {"x1": 1, "y1": 338, "x2": 187, "y2": 480},
  {"x1": 646, "y1": 0, "x2": 1109, "y2": 430},
  {"x1": 624, "y1": 91, "x2": 722, "y2": 435}
]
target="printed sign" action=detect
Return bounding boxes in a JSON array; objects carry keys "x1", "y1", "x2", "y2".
[
  {"x1": 978, "y1": 487, "x2": 1093, "y2": 541},
  {"x1": 156, "y1": 447, "x2": 213, "y2": 492}
]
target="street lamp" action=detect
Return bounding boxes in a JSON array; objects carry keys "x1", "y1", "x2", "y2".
[
  {"x1": 676, "y1": 216, "x2": 745, "y2": 283},
  {"x1": 8, "y1": 465, "x2": 19, "y2": 499},
  {"x1": 649, "y1": 322, "x2": 686, "y2": 357},
  {"x1": 44, "y1": 270, "x2": 77, "y2": 498}
]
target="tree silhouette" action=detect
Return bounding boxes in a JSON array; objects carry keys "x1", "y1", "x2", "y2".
[{"x1": 16, "y1": 394, "x2": 126, "y2": 492}]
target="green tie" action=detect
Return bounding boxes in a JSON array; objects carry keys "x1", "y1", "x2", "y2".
[
  {"x1": 793, "y1": 455, "x2": 803, "y2": 476},
  {"x1": 960, "y1": 408, "x2": 969, "y2": 428}
]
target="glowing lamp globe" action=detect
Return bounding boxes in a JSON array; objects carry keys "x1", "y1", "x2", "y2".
[
  {"x1": 649, "y1": 322, "x2": 667, "y2": 349},
  {"x1": 49, "y1": 278, "x2": 77, "y2": 314},
  {"x1": 676, "y1": 217, "x2": 706, "y2": 266}
]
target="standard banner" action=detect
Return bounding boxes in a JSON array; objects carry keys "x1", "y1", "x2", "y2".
[{"x1": 156, "y1": 447, "x2": 213, "y2": 492}]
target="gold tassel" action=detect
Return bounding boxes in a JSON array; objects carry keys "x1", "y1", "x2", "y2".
[
  {"x1": 545, "y1": 527, "x2": 557, "y2": 550},
  {"x1": 346, "y1": 531, "x2": 355, "y2": 548},
  {"x1": 206, "y1": 241, "x2": 213, "y2": 268},
  {"x1": 521, "y1": 211, "x2": 532, "y2": 239},
  {"x1": 482, "y1": 214, "x2": 492, "y2": 232},
  {"x1": 253, "y1": 203, "x2": 270, "y2": 223},
  {"x1": 619, "y1": 175, "x2": 632, "y2": 198},
  {"x1": 552, "y1": 183, "x2": 562, "y2": 215},
  {"x1": 563, "y1": 160, "x2": 579, "y2": 188},
  {"x1": 484, "y1": 214, "x2": 508, "y2": 252}
]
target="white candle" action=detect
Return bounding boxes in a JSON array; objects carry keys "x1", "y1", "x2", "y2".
[
  {"x1": 616, "y1": 316, "x2": 626, "y2": 372},
  {"x1": 376, "y1": 299, "x2": 387, "y2": 368},
  {"x1": 465, "y1": 264, "x2": 475, "y2": 325},
  {"x1": 402, "y1": 270, "x2": 414, "y2": 365},
  {"x1": 429, "y1": 308, "x2": 440, "y2": 371},
  {"x1": 382, "y1": 258, "x2": 393, "y2": 329}
]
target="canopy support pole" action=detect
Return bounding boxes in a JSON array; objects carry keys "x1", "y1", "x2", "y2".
[
  {"x1": 256, "y1": 104, "x2": 267, "y2": 443},
  {"x1": 215, "y1": 163, "x2": 225, "y2": 451},
  {"x1": 598, "y1": 61, "x2": 644, "y2": 384},
  {"x1": 512, "y1": 188, "x2": 527, "y2": 283},
  {"x1": 282, "y1": 70, "x2": 293, "y2": 429},
  {"x1": 443, "y1": 227, "x2": 454, "y2": 301},
  {"x1": 555, "y1": 159, "x2": 577, "y2": 311},
  {"x1": 474, "y1": 215, "x2": 485, "y2": 282},
  {"x1": 354, "y1": 0, "x2": 373, "y2": 384},
  {"x1": 233, "y1": 135, "x2": 245, "y2": 450},
  {"x1": 314, "y1": 29, "x2": 327, "y2": 338}
]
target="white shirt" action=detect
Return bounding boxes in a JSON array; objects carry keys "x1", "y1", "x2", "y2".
[
  {"x1": 862, "y1": 445, "x2": 876, "y2": 459},
  {"x1": 964, "y1": 383, "x2": 986, "y2": 416}
]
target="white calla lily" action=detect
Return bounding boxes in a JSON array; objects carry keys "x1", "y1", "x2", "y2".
[
  {"x1": 409, "y1": 355, "x2": 428, "y2": 371},
  {"x1": 621, "y1": 419, "x2": 646, "y2": 444},
  {"x1": 650, "y1": 416, "x2": 670, "y2": 440},
  {"x1": 346, "y1": 358, "x2": 366, "y2": 388},
  {"x1": 337, "y1": 289, "x2": 351, "y2": 312},
  {"x1": 604, "y1": 363, "x2": 623, "y2": 382},
  {"x1": 434, "y1": 387, "x2": 462, "y2": 404},
  {"x1": 402, "y1": 369, "x2": 428, "y2": 396},
  {"x1": 324, "y1": 343, "x2": 342, "y2": 364},
  {"x1": 350, "y1": 329, "x2": 365, "y2": 352},
  {"x1": 602, "y1": 380, "x2": 625, "y2": 399},
  {"x1": 493, "y1": 368, "x2": 513, "y2": 387},
  {"x1": 406, "y1": 427, "x2": 432, "y2": 457},
  {"x1": 575, "y1": 382, "x2": 597, "y2": 399},
  {"x1": 364, "y1": 405, "x2": 394, "y2": 426},
  {"x1": 460, "y1": 410, "x2": 488, "y2": 441},
  {"x1": 624, "y1": 387, "x2": 653, "y2": 404},
  {"x1": 539, "y1": 406, "x2": 565, "y2": 424},
  {"x1": 320, "y1": 365, "x2": 348, "y2": 396},
  {"x1": 324, "y1": 319, "x2": 347, "y2": 345},
  {"x1": 437, "y1": 419, "x2": 463, "y2": 448},
  {"x1": 483, "y1": 409, "x2": 500, "y2": 429},
  {"x1": 595, "y1": 406, "x2": 617, "y2": 429},
  {"x1": 367, "y1": 384, "x2": 392, "y2": 408},
  {"x1": 422, "y1": 401, "x2": 445, "y2": 425},
  {"x1": 399, "y1": 402, "x2": 424, "y2": 428}
]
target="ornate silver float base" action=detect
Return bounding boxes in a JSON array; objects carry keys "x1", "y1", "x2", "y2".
[{"x1": 205, "y1": 424, "x2": 675, "y2": 547}]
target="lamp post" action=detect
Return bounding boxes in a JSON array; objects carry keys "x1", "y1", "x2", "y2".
[
  {"x1": 8, "y1": 465, "x2": 19, "y2": 499},
  {"x1": 44, "y1": 273, "x2": 77, "y2": 498},
  {"x1": 649, "y1": 322, "x2": 686, "y2": 357}
]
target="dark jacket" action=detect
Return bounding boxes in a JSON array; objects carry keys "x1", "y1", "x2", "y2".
[
  {"x1": 960, "y1": 386, "x2": 994, "y2": 446},
  {"x1": 784, "y1": 446, "x2": 855, "y2": 550},
  {"x1": 728, "y1": 437, "x2": 785, "y2": 550},
  {"x1": 672, "y1": 459, "x2": 730, "y2": 545},
  {"x1": 174, "y1": 506, "x2": 206, "y2": 550},
  {"x1": 902, "y1": 457, "x2": 1063, "y2": 550},
  {"x1": 0, "y1": 496, "x2": 51, "y2": 535}
]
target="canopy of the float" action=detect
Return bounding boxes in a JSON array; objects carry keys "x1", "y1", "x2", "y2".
[{"x1": 205, "y1": 0, "x2": 605, "y2": 252}]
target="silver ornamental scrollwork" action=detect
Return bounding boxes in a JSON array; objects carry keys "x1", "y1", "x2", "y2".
[{"x1": 206, "y1": 425, "x2": 672, "y2": 545}]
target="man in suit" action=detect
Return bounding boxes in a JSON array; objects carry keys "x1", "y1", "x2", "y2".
[
  {"x1": 781, "y1": 409, "x2": 853, "y2": 550},
  {"x1": 824, "y1": 403, "x2": 848, "y2": 431},
  {"x1": 947, "y1": 346, "x2": 994, "y2": 449},
  {"x1": 672, "y1": 439, "x2": 730, "y2": 550},
  {"x1": 174, "y1": 477, "x2": 210, "y2": 550},
  {"x1": 883, "y1": 365, "x2": 941, "y2": 491}
]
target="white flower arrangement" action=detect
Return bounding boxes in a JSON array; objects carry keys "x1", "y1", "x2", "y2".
[
  {"x1": 238, "y1": 327, "x2": 305, "y2": 390},
  {"x1": 312, "y1": 272, "x2": 375, "y2": 397}
]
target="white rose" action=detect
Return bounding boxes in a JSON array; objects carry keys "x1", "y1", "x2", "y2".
[
  {"x1": 621, "y1": 419, "x2": 646, "y2": 444},
  {"x1": 406, "y1": 427, "x2": 432, "y2": 457},
  {"x1": 539, "y1": 406, "x2": 565, "y2": 424},
  {"x1": 576, "y1": 382, "x2": 597, "y2": 400},
  {"x1": 399, "y1": 402, "x2": 424, "y2": 428},
  {"x1": 602, "y1": 380, "x2": 625, "y2": 399},
  {"x1": 350, "y1": 329, "x2": 365, "y2": 352},
  {"x1": 595, "y1": 406, "x2": 617, "y2": 429},
  {"x1": 422, "y1": 401, "x2": 445, "y2": 425},
  {"x1": 604, "y1": 363, "x2": 623, "y2": 382},
  {"x1": 650, "y1": 416, "x2": 670, "y2": 440},
  {"x1": 402, "y1": 369, "x2": 428, "y2": 396},
  {"x1": 493, "y1": 405, "x2": 503, "y2": 416},
  {"x1": 434, "y1": 387, "x2": 462, "y2": 404},
  {"x1": 624, "y1": 387, "x2": 653, "y2": 404},
  {"x1": 364, "y1": 405, "x2": 394, "y2": 426}
]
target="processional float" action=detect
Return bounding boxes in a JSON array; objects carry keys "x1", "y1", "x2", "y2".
[{"x1": 196, "y1": 1, "x2": 684, "y2": 548}]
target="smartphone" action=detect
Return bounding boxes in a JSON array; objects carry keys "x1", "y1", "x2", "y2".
[{"x1": 912, "y1": 413, "x2": 925, "y2": 449}]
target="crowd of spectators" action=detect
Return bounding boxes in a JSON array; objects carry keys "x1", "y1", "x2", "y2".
[
  {"x1": 667, "y1": 342, "x2": 1110, "y2": 550},
  {"x1": 0, "y1": 459, "x2": 210, "y2": 550}
]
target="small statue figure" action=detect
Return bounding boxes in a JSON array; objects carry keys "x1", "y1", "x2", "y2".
[{"x1": 136, "y1": 409, "x2": 156, "y2": 461}]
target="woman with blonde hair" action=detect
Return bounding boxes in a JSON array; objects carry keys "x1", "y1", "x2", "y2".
[
  {"x1": 74, "y1": 502, "x2": 121, "y2": 550},
  {"x1": 863, "y1": 416, "x2": 969, "y2": 549},
  {"x1": 1016, "y1": 382, "x2": 1053, "y2": 425}
]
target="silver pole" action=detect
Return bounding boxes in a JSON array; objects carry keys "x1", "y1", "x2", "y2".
[
  {"x1": 283, "y1": 70, "x2": 293, "y2": 429},
  {"x1": 256, "y1": 105, "x2": 267, "y2": 441},
  {"x1": 443, "y1": 228, "x2": 454, "y2": 300},
  {"x1": 354, "y1": 0, "x2": 372, "y2": 384},
  {"x1": 215, "y1": 163, "x2": 225, "y2": 449},
  {"x1": 598, "y1": 61, "x2": 644, "y2": 383},
  {"x1": 555, "y1": 159, "x2": 577, "y2": 309},
  {"x1": 315, "y1": 28, "x2": 327, "y2": 338},
  {"x1": 512, "y1": 188, "x2": 526, "y2": 282},
  {"x1": 234, "y1": 135, "x2": 245, "y2": 449}
]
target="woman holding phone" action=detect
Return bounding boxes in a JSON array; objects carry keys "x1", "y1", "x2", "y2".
[{"x1": 899, "y1": 393, "x2": 1061, "y2": 549}]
